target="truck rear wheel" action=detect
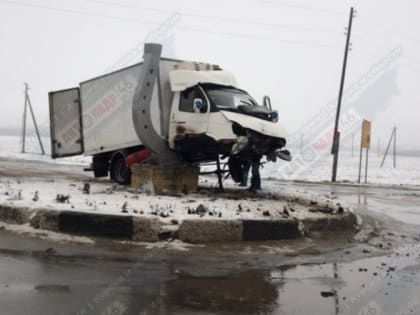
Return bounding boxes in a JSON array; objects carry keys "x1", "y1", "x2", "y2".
[{"x1": 110, "y1": 155, "x2": 131, "y2": 185}]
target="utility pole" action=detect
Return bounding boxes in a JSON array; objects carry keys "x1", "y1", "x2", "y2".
[
  {"x1": 380, "y1": 126, "x2": 397, "y2": 168},
  {"x1": 21, "y1": 83, "x2": 45, "y2": 155},
  {"x1": 21, "y1": 84, "x2": 28, "y2": 153},
  {"x1": 331, "y1": 7, "x2": 354, "y2": 182},
  {"x1": 393, "y1": 126, "x2": 397, "y2": 168}
]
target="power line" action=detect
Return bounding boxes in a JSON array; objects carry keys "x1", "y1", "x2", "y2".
[
  {"x1": 352, "y1": 36, "x2": 420, "y2": 67},
  {"x1": 0, "y1": 0, "x2": 343, "y2": 50},
  {"x1": 353, "y1": 33, "x2": 389, "y2": 48},
  {"x1": 86, "y1": 0, "x2": 342, "y2": 35},
  {"x1": 357, "y1": 16, "x2": 420, "y2": 47},
  {"x1": 178, "y1": 25, "x2": 342, "y2": 50},
  {"x1": 247, "y1": 0, "x2": 346, "y2": 15},
  {"x1": 0, "y1": 0, "x2": 160, "y2": 25},
  {"x1": 353, "y1": 48, "x2": 420, "y2": 73}
]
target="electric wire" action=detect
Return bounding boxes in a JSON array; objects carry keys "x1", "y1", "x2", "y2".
[
  {"x1": 352, "y1": 34, "x2": 420, "y2": 68},
  {"x1": 85, "y1": 0, "x2": 342, "y2": 35},
  {"x1": 0, "y1": 0, "x2": 343, "y2": 50},
  {"x1": 357, "y1": 16, "x2": 420, "y2": 48},
  {"x1": 246, "y1": 0, "x2": 346, "y2": 15},
  {"x1": 353, "y1": 48, "x2": 420, "y2": 74}
]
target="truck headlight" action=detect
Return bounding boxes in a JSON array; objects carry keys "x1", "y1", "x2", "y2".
[{"x1": 271, "y1": 111, "x2": 278, "y2": 122}]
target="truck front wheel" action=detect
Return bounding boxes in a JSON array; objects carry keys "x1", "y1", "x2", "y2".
[
  {"x1": 110, "y1": 155, "x2": 131, "y2": 185},
  {"x1": 92, "y1": 155, "x2": 109, "y2": 178}
]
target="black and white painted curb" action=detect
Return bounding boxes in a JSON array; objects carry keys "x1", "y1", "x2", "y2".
[{"x1": 0, "y1": 205, "x2": 359, "y2": 243}]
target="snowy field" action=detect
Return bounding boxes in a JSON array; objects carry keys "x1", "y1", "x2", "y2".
[
  {"x1": 0, "y1": 134, "x2": 419, "y2": 186},
  {"x1": 263, "y1": 149, "x2": 420, "y2": 186},
  {"x1": 0, "y1": 135, "x2": 90, "y2": 165}
]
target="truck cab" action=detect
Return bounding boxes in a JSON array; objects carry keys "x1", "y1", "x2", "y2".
[{"x1": 168, "y1": 69, "x2": 286, "y2": 163}]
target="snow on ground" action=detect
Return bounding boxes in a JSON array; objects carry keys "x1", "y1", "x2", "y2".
[
  {"x1": 120, "y1": 239, "x2": 204, "y2": 251},
  {"x1": 0, "y1": 220, "x2": 203, "y2": 251},
  {"x1": 0, "y1": 135, "x2": 90, "y2": 165},
  {"x1": 0, "y1": 175, "x2": 331, "y2": 224},
  {"x1": 0, "y1": 221, "x2": 95, "y2": 244},
  {"x1": 263, "y1": 149, "x2": 420, "y2": 186},
  {"x1": 0, "y1": 134, "x2": 344, "y2": 224}
]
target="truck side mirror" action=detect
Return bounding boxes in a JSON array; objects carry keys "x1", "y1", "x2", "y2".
[
  {"x1": 263, "y1": 95, "x2": 272, "y2": 111},
  {"x1": 193, "y1": 98, "x2": 207, "y2": 113}
]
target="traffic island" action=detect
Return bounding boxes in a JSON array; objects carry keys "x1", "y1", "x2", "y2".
[
  {"x1": 0, "y1": 206, "x2": 358, "y2": 243},
  {"x1": 0, "y1": 178, "x2": 361, "y2": 243}
]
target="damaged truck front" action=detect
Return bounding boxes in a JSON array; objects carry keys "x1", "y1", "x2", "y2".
[{"x1": 49, "y1": 43, "x2": 290, "y2": 184}]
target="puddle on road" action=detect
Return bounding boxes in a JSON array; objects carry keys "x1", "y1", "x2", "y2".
[
  {"x1": 161, "y1": 270, "x2": 278, "y2": 314},
  {"x1": 156, "y1": 243, "x2": 420, "y2": 315},
  {"x1": 1, "y1": 237, "x2": 419, "y2": 315}
]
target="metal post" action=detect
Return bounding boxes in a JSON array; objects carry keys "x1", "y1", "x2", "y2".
[
  {"x1": 332, "y1": 131, "x2": 340, "y2": 182},
  {"x1": 358, "y1": 130, "x2": 363, "y2": 183},
  {"x1": 21, "y1": 83, "x2": 28, "y2": 153},
  {"x1": 26, "y1": 90, "x2": 45, "y2": 155},
  {"x1": 351, "y1": 133, "x2": 354, "y2": 157},
  {"x1": 364, "y1": 148, "x2": 369, "y2": 183},
  {"x1": 216, "y1": 155, "x2": 224, "y2": 193},
  {"x1": 331, "y1": 7, "x2": 354, "y2": 182},
  {"x1": 381, "y1": 128, "x2": 395, "y2": 168}
]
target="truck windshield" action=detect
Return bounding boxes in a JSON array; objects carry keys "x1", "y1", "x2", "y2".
[{"x1": 203, "y1": 84, "x2": 259, "y2": 110}]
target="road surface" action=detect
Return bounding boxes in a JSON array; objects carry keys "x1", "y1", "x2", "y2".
[{"x1": 0, "y1": 157, "x2": 420, "y2": 315}]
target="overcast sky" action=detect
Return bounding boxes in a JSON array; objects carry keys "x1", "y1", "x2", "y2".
[{"x1": 1, "y1": 0, "x2": 419, "y2": 149}]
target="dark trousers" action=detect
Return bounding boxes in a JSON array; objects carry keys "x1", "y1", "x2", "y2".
[
  {"x1": 250, "y1": 159, "x2": 261, "y2": 191},
  {"x1": 241, "y1": 161, "x2": 251, "y2": 186}
]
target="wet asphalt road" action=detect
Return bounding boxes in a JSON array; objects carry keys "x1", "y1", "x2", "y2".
[{"x1": 1, "y1": 157, "x2": 420, "y2": 314}]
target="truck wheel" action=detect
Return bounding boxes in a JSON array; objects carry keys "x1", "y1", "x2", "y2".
[
  {"x1": 228, "y1": 156, "x2": 243, "y2": 183},
  {"x1": 110, "y1": 156, "x2": 131, "y2": 185},
  {"x1": 92, "y1": 156, "x2": 109, "y2": 178}
]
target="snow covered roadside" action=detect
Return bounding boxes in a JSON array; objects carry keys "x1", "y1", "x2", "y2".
[
  {"x1": 263, "y1": 149, "x2": 420, "y2": 187},
  {"x1": 0, "y1": 221, "x2": 95, "y2": 244},
  {"x1": 0, "y1": 135, "x2": 90, "y2": 166},
  {"x1": 0, "y1": 221, "x2": 200, "y2": 252},
  {"x1": 0, "y1": 175, "x2": 358, "y2": 243},
  {"x1": 0, "y1": 134, "x2": 359, "y2": 243},
  {"x1": 0, "y1": 176, "x2": 343, "y2": 224}
]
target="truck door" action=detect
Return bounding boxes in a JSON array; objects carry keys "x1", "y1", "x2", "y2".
[
  {"x1": 49, "y1": 88, "x2": 84, "y2": 158},
  {"x1": 169, "y1": 86, "x2": 210, "y2": 146}
]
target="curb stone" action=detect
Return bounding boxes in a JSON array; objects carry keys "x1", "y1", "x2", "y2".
[
  {"x1": 179, "y1": 219, "x2": 243, "y2": 243},
  {"x1": 30, "y1": 209, "x2": 60, "y2": 231},
  {"x1": 132, "y1": 217, "x2": 160, "y2": 242},
  {"x1": 0, "y1": 205, "x2": 33, "y2": 225},
  {"x1": 58, "y1": 211, "x2": 133, "y2": 239},
  {"x1": 0, "y1": 204, "x2": 360, "y2": 243},
  {"x1": 302, "y1": 211, "x2": 358, "y2": 236},
  {"x1": 242, "y1": 219, "x2": 301, "y2": 241}
]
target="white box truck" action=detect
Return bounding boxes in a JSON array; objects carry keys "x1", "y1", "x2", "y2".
[{"x1": 49, "y1": 44, "x2": 289, "y2": 184}]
